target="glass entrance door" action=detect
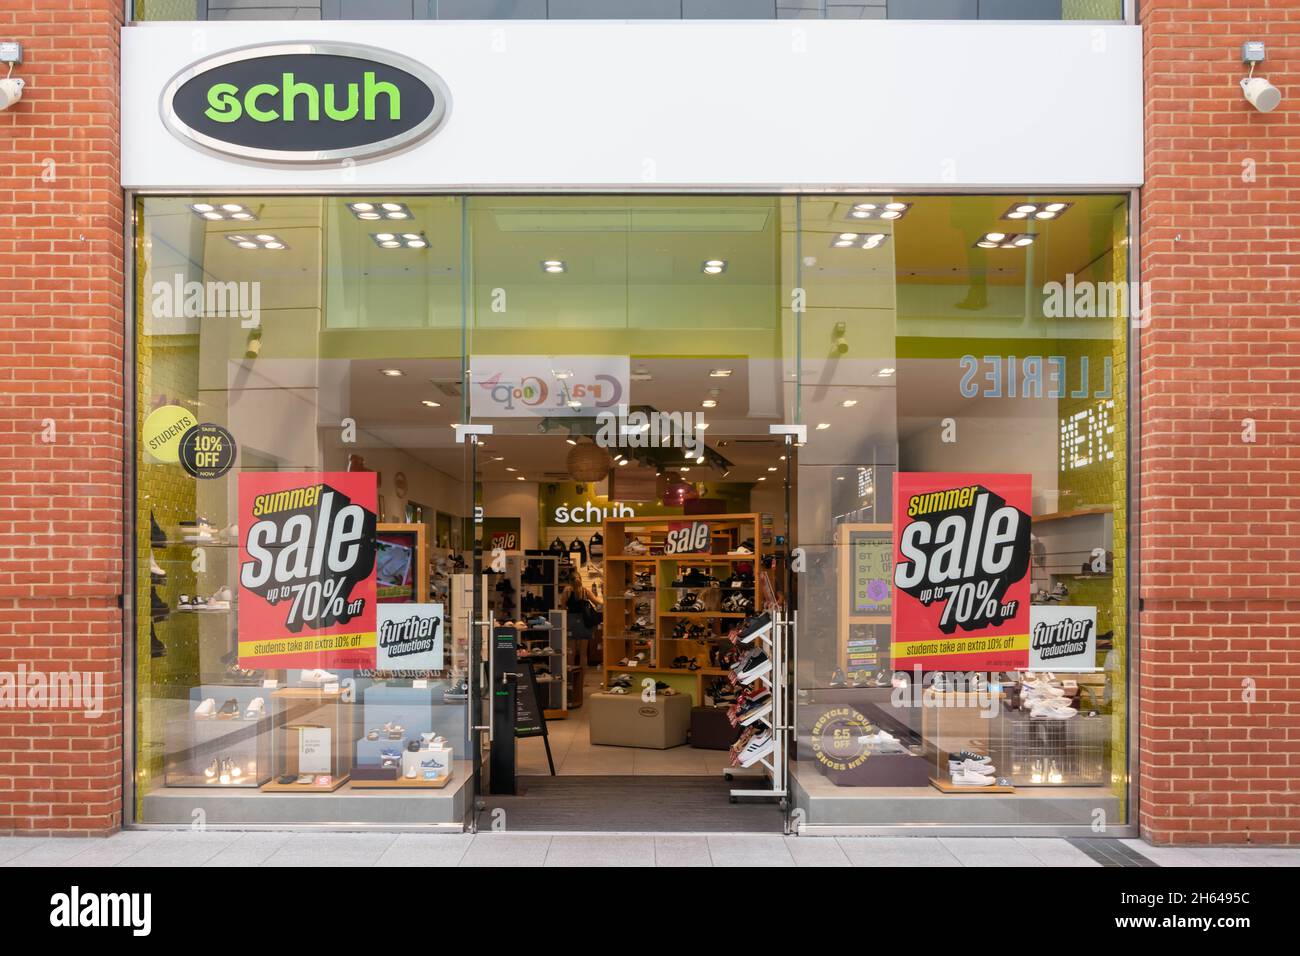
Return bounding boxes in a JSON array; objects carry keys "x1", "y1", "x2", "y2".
[{"x1": 461, "y1": 196, "x2": 797, "y2": 827}]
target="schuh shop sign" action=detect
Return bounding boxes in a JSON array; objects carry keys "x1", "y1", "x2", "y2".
[{"x1": 160, "y1": 42, "x2": 450, "y2": 164}]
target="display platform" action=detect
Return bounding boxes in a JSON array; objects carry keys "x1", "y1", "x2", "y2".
[
  {"x1": 791, "y1": 761, "x2": 1121, "y2": 829},
  {"x1": 141, "y1": 760, "x2": 473, "y2": 827}
]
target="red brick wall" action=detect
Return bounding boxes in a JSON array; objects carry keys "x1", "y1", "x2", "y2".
[
  {"x1": 0, "y1": 1, "x2": 124, "y2": 834},
  {"x1": 1140, "y1": 1, "x2": 1300, "y2": 845}
]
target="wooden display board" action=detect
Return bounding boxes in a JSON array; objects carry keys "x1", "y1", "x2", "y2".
[
  {"x1": 376, "y1": 523, "x2": 429, "y2": 603},
  {"x1": 837, "y1": 523, "x2": 892, "y2": 672}
]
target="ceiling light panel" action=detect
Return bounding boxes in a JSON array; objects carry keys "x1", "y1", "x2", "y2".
[
  {"x1": 226, "y1": 233, "x2": 288, "y2": 251},
  {"x1": 348, "y1": 201, "x2": 414, "y2": 221},
  {"x1": 1000, "y1": 201, "x2": 1072, "y2": 221},
  {"x1": 371, "y1": 231, "x2": 429, "y2": 250},
  {"x1": 975, "y1": 232, "x2": 1036, "y2": 249},
  {"x1": 847, "y1": 201, "x2": 911, "y2": 221},
  {"x1": 831, "y1": 232, "x2": 889, "y2": 249},
  {"x1": 191, "y1": 202, "x2": 257, "y2": 222}
]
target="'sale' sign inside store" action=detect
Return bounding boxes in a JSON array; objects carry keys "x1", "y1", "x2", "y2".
[{"x1": 160, "y1": 42, "x2": 450, "y2": 164}]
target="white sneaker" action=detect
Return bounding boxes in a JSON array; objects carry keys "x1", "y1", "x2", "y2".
[
  {"x1": 625, "y1": 539, "x2": 649, "y2": 555},
  {"x1": 858, "y1": 729, "x2": 903, "y2": 751},
  {"x1": 951, "y1": 759, "x2": 995, "y2": 775},
  {"x1": 243, "y1": 697, "x2": 265, "y2": 719},
  {"x1": 738, "y1": 731, "x2": 774, "y2": 767},
  {"x1": 950, "y1": 769, "x2": 996, "y2": 787},
  {"x1": 300, "y1": 668, "x2": 339, "y2": 684},
  {"x1": 194, "y1": 697, "x2": 216, "y2": 717},
  {"x1": 1030, "y1": 698, "x2": 1076, "y2": 719}
]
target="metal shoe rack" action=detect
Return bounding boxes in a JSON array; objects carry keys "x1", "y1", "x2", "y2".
[{"x1": 726, "y1": 602, "x2": 789, "y2": 807}]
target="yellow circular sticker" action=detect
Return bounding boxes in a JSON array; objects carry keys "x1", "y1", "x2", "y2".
[{"x1": 143, "y1": 404, "x2": 198, "y2": 464}]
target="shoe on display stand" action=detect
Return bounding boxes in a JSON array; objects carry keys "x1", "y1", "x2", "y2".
[
  {"x1": 150, "y1": 624, "x2": 166, "y2": 659},
  {"x1": 193, "y1": 697, "x2": 216, "y2": 717},
  {"x1": 150, "y1": 511, "x2": 167, "y2": 548},
  {"x1": 150, "y1": 554, "x2": 166, "y2": 583},
  {"x1": 300, "y1": 668, "x2": 340, "y2": 685}
]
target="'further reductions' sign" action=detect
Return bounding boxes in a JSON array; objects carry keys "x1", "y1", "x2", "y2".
[
  {"x1": 1029, "y1": 604, "x2": 1097, "y2": 672},
  {"x1": 891, "y1": 473, "x2": 1032, "y2": 672},
  {"x1": 376, "y1": 603, "x2": 444, "y2": 671},
  {"x1": 162, "y1": 42, "x2": 449, "y2": 164},
  {"x1": 237, "y1": 472, "x2": 378, "y2": 670}
]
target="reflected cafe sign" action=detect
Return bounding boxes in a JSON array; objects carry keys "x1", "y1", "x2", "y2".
[{"x1": 159, "y1": 42, "x2": 450, "y2": 164}]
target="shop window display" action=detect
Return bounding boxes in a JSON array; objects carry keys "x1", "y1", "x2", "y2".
[{"x1": 134, "y1": 193, "x2": 1129, "y2": 829}]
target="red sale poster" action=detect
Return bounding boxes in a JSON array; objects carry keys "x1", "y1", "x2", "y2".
[
  {"x1": 237, "y1": 472, "x2": 378, "y2": 670},
  {"x1": 891, "y1": 473, "x2": 1032, "y2": 672}
]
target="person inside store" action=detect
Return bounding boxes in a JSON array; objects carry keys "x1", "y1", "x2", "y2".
[{"x1": 560, "y1": 569, "x2": 600, "y2": 665}]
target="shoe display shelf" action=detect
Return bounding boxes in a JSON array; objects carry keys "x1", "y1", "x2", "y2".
[
  {"x1": 164, "y1": 685, "x2": 272, "y2": 788},
  {"x1": 350, "y1": 682, "x2": 455, "y2": 789},
  {"x1": 483, "y1": 553, "x2": 522, "y2": 625},
  {"x1": 519, "y1": 552, "x2": 561, "y2": 614},
  {"x1": 601, "y1": 513, "x2": 766, "y2": 706},
  {"x1": 261, "y1": 686, "x2": 353, "y2": 792},
  {"x1": 517, "y1": 608, "x2": 569, "y2": 717},
  {"x1": 922, "y1": 690, "x2": 1016, "y2": 793},
  {"x1": 993, "y1": 697, "x2": 1110, "y2": 788},
  {"x1": 722, "y1": 602, "x2": 786, "y2": 804}
]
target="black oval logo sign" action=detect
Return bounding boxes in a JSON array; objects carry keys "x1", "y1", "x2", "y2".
[{"x1": 161, "y1": 43, "x2": 449, "y2": 164}]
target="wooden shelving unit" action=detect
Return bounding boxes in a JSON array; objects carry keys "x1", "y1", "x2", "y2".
[{"x1": 601, "y1": 513, "x2": 764, "y2": 704}]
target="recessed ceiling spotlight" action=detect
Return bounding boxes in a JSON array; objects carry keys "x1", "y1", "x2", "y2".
[
  {"x1": 1001, "y1": 201, "x2": 1072, "y2": 221},
  {"x1": 695, "y1": 422, "x2": 709, "y2": 430},
  {"x1": 701, "y1": 259, "x2": 727, "y2": 275},
  {"x1": 226, "y1": 233, "x2": 287, "y2": 251},
  {"x1": 831, "y1": 233, "x2": 889, "y2": 249},
  {"x1": 976, "y1": 232, "x2": 1036, "y2": 249},
  {"x1": 348, "y1": 200, "x2": 413, "y2": 221},
  {"x1": 516, "y1": 476, "x2": 526, "y2": 481},
  {"x1": 618, "y1": 458, "x2": 629, "y2": 466},
  {"x1": 848, "y1": 201, "x2": 911, "y2": 221},
  {"x1": 553, "y1": 371, "x2": 573, "y2": 380},
  {"x1": 710, "y1": 369, "x2": 733, "y2": 378},
  {"x1": 420, "y1": 399, "x2": 441, "y2": 407},
  {"x1": 701, "y1": 399, "x2": 718, "y2": 408},
  {"x1": 566, "y1": 438, "x2": 577, "y2": 446},
  {"x1": 380, "y1": 368, "x2": 404, "y2": 377},
  {"x1": 837, "y1": 476, "x2": 846, "y2": 480},
  {"x1": 192, "y1": 202, "x2": 257, "y2": 222},
  {"x1": 541, "y1": 260, "x2": 566, "y2": 274},
  {"x1": 566, "y1": 400, "x2": 582, "y2": 409},
  {"x1": 840, "y1": 399, "x2": 858, "y2": 407},
  {"x1": 767, "y1": 466, "x2": 778, "y2": 472},
  {"x1": 816, "y1": 423, "x2": 831, "y2": 430},
  {"x1": 505, "y1": 467, "x2": 517, "y2": 472},
  {"x1": 696, "y1": 456, "x2": 705, "y2": 464},
  {"x1": 756, "y1": 476, "x2": 766, "y2": 482},
  {"x1": 492, "y1": 456, "x2": 504, "y2": 461},
  {"x1": 371, "y1": 231, "x2": 428, "y2": 250},
  {"x1": 877, "y1": 367, "x2": 896, "y2": 377}
]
